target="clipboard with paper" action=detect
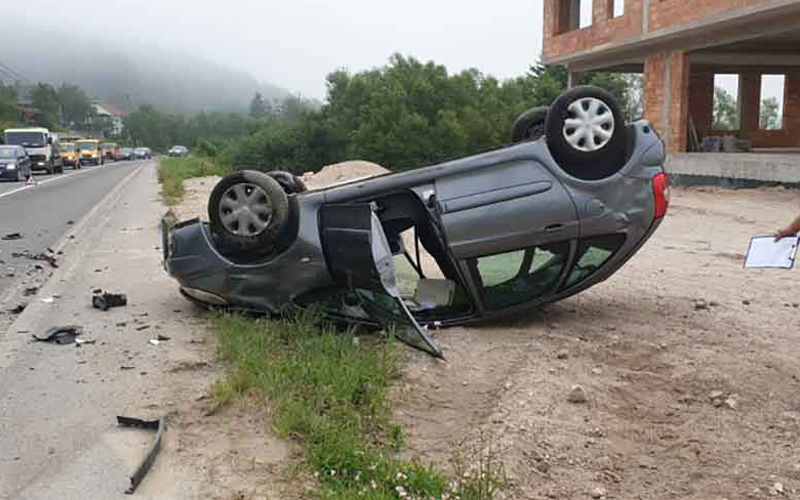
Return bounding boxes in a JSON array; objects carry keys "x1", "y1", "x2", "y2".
[{"x1": 744, "y1": 236, "x2": 799, "y2": 269}]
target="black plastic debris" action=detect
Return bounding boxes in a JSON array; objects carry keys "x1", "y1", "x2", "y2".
[
  {"x1": 117, "y1": 416, "x2": 165, "y2": 494},
  {"x1": 1, "y1": 232, "x2": 22, "y2": 241},
  {"x1": 11, "y1": 250, "x2": 58, "y2": 269},
  {"x1": 92, "y1": 291, "x2": 128, "y2": 311},
  {"x1": 23, "y1": 286, "x2": 39, "y2": 296},
  {"x1": 32, "y1": 325, "x2": 83, "y2": 345},
  {"x1": 9, "y1": 303, "x2": 26, "y2": 314}
]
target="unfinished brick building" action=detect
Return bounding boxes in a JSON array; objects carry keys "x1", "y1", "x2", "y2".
[{"x1": 542, "y1": 0, "x2": 800, "y2": 162}]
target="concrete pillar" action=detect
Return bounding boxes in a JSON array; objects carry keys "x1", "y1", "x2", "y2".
[
  {"x1": 567, "y1": 70, "x2": 583, "y2": 89},
  {"x1": 643, "y1": 50, "x2": 690, "y2": 153}
]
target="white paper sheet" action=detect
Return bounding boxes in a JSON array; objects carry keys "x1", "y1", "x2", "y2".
[{"x1": 744, "y1": 236, "x2": 799, "y2": 269}]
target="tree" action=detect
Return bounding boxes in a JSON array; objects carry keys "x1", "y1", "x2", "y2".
[
  {"x1": 760, "y1": 96, "x2": 781, "y2": 130},
  {"x1": 57, "y1": 84, "x2": 93, "y2": 129},
  {"x1": 0, "y1": 82, "x2": 19, "y2": 123},
  {"x1": 249, "y1": 92, "x2": 268, "y2": 119},
  {"x1": 30, "y1": 83, "x2": 61, "y2": 128},
  {"x1": 713, "y1": 87, "x2": 739, "y2": 130}
]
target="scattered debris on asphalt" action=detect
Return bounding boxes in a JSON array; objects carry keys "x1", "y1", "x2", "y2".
[
  {"x1": 11, "y1": 250, "x2": 59, "y2": 268},
  {"x1": 40, "y1": 296, "x2": 55, "y2": 304},
  {"x1": 23, "y1": 286, "x2": 39, "y2": 296},
  {"x1": 75, "y1": 338, "x2": 96, "y2": 346},
  {"x1": 2, "y1": 232, "x2": 23, "y2": 241},
  {"x1": 92, "y1": 290, "x2": 128, "y2": 311},
  {"x1": 32, "y1": 325, "x2": 83, "y2": 345},
  {"x1": 9, "y1": 303, "x2": 27, "y2": 314},
  {"x1": 117, "y1": 416, "x2": 165, "y2": 494},
  {"x1": 136, "y1": 325, "x2": 151, "y2": 331}
]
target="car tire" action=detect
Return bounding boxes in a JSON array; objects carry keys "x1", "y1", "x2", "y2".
[
  {"x1": 545, "y1": 86, "x2": 627, "y2": 181},
  {"x1": 510, "y1": 106, "x2": 549, "y2": 144},
  {"x1": 266, "y1": 171, "x2": 307, "y2": 194},
  {"x1": 208, "y1": 170, "x2": 290, "y2": 252}
]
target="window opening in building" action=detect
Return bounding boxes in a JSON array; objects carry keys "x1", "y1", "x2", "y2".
[
  {"x1": 713, "y1": 74, "x2": 740, "y2": 131},
  {"x1": 579, "y1": 0, "x2": 594, "y2": 28},
  {"x1": 613, "y1": 0, "x2": 624, "y2": 17},
  {"x1": 759, "y1": 74, "x2": 785, "y2": 130}
]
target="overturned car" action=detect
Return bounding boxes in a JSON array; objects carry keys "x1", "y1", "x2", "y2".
[{"x1": 163, "y1": 87, "x2": 669, "y2": 357}]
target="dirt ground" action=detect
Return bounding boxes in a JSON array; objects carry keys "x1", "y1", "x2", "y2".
[{"x1": 176, "y1": 167, "x2": 800, "y2": 500}]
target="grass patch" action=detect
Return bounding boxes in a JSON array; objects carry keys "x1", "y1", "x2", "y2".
[
  {"x1": 213, "y1": 312, "x2": 507, "y2": 500},
  {"x1": 157, "y1": 156, "x2": 230, "y2": 205}
]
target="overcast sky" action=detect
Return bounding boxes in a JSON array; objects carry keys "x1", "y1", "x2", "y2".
[{"x1": 2, "y1": 0, "x2": 545, "y2": 99}]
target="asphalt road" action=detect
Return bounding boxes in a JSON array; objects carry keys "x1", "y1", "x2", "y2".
[{"x1": 0, "y1": 161, "x2": 149, "y2": 304}]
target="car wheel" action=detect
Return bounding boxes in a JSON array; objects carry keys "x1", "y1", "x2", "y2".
[
  {"x1": 510, "y1": 106, "x2": 549, "y2": 144},
  {"x1": 266, "y1": 171, "x2": 307, "y2": 194},
  {"x1": 545, "y1": 86, "x2": 627, "y2": 181},
  {"x1": 208, "y1": 170, "x2": 290, "y2": 252}
]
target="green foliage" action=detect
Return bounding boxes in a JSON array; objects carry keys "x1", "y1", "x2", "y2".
[
  {"x1": 212, "y1": 312, "x2": 508, "y2": 500},
  {"x1": 0, "y1": 82, "x2": 19, "y2": 123},
  {"x1": 760, "y1": 96, "x2": 781, "y2": 130},
  {"x1": 56, "y1": 83, "x2": 93, "y2": 129},
  {"x1": 713, "y1": 86, "x2": 740, "y2": 130},
  {"x1": 219, "y1": 55, "x2": 638, "y2": 175},
  {"x1": 157, "y1": 156, "x2": 230, "y2": 205},
  {"x1": 30, "y1": 83, "x2": 61, "y2": 128},
  {"x1": 249, "y1": 92, "x2": 270, "y2": 119}
]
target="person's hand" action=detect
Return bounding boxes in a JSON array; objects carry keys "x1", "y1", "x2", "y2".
[{"x1": 775, "y1": 227, "x2": 796, "y2": 241}]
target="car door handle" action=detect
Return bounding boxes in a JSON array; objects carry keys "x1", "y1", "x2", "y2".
[{"x1": 545, "y1": 224, "x2": 564, "y2": 232}]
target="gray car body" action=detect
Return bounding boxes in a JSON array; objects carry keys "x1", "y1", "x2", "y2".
[{"x1": 165, "y1": 120, "x2": 665, "y2": 327}]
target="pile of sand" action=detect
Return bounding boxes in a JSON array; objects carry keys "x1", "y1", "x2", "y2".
[{"x1": 300, "y1": 160, "x2": 389, "y2": 190}]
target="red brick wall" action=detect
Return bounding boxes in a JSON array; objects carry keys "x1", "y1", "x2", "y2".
[
  {"x1": 689, "y1": 68, "x2": 714, "y2": 140},
  {"x1": 543, "y1": 0, "x2": 777, "y2": 61},
  {"x1": 643, "y1": 53, "x2": 666, "y2": 135},
  {"x1": 649, "y1": 0, "x2": 778, "y2": 31},
  {"x1": 747, "y1": 70, "x2": 800, "y2": 148},
  {"x1": 643, "y1": 51, "x2": 690, "y2": 153},
  {"x1": 543, "y1": 0, "x2": 642, "y2": 60}
]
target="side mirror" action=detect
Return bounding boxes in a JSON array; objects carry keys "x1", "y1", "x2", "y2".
[{"x1": 48, "y1": 137, "x2": 53, "y2": 145}]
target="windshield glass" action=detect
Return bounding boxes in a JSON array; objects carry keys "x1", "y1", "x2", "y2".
[
  {"x1": 61, "y1": 144, "x2": 76, "y2": 152},
  {"x1": 0, "y1": 147, "x2": 18, "y2": 159},
  {"x1": 77, "y1": 141, "x2": 99, "y2": 151},
  {"x1": 4, "y1": 132, "x2": 46, "y2": 148}
]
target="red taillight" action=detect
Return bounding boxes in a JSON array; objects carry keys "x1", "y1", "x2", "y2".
[{"x1": 652, "y1": 172, "x2": 669, "y2": 219}]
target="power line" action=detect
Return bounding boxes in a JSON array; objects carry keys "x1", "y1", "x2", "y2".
[{"x1": 0, "y1": 59, "x2": 28, "y2": 84}]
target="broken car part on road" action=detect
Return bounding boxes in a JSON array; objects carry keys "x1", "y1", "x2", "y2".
[
  {"x1": 92, "y1": 290, "x2": 128, "y2": 311},
  {"x1": 32, "y1": 325, "x2": 83, "y2": 345},
  {"x1": 116, "y1": 416, "x2": 165, "y2": 494},
  {"x1": 163, "y1": 86, "x2": 670, "y2": 357}
]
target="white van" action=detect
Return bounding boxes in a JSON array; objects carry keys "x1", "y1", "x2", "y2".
[{"x1": 1, "y1": 127, "x2": 63, "y2": 174}]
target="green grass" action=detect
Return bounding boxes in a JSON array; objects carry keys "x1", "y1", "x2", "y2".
[
  {"x1": 212, "y1": 312, "x2": 507, "y2": 500},
  {"x1": 157, "y1": 156, "x2": 230, "y2": 205}
]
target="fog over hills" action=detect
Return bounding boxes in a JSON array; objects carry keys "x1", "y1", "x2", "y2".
[{"x1": 0, "y1": 24, "x2": 289, "y2": 114}]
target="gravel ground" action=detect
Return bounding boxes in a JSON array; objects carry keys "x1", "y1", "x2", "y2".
[{"x1": 177, "y1": 167, "x2": 800, "y2": 500}]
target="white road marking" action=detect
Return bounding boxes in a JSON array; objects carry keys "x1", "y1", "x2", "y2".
[{"x1": 0, "y1": 163, "x2": 142, "y2": 201}]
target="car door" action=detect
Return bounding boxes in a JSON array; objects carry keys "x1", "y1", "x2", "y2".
[
  {"x1": 434, "y1": 159, "x2": 579, "y2": 313},
  {"x1": 319, "y1": 203, "x2": 443, "y2": 357}
]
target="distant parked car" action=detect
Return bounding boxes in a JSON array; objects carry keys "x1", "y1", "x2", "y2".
[
  {"x1": 133, "y1": 147, "x2": 151, "y2": 160},
  {"x1": 0, "y1": 145, "x2": 33, "y2": 182},
  {"x1": 120, "y1": 147, "x2": 134, "y2": 161},
  {"x1": 168, "y1": 145, "x2": 189, "y2": 157}
]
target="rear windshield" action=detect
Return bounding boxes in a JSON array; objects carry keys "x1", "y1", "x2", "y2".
[{"x1": 0, "y1": 147, "x2": 18, "y2": 159}]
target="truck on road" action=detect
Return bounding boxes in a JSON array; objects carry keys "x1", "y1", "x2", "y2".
[{"x1": 1, "y1": 127, "x2": 63, "y2": 174}]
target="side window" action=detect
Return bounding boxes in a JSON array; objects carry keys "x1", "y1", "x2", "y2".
[
  {"x1": 564, "y1": 234, "x2": 626, "y2": 289},
  {"x1": 472, "y1": 241, "x2": 571, "y2": 310}
]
